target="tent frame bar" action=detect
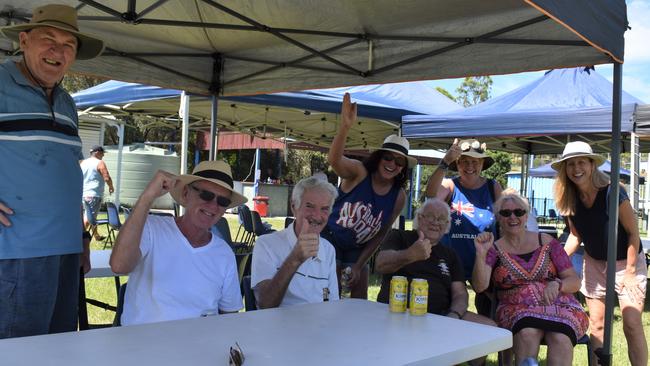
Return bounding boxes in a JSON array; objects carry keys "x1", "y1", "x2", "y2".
[{"x1": 0, "y1": 4, "x2": 591, "y2": 95}]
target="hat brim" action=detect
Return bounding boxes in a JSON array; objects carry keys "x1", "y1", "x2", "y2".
[
  {"x1": 448, "y1": 153, "x2": 494, "y2": 171},
  {"x1": 376, "y1": 147, "x2": 417, "y2": 168},
  {"x1": 1, "y1": 23, "x2": 104, "y2": 60},
  {"x1": 551, "y1": 153, "x2": 606, "y2": 171},
  {"x1": 170, "y1": 174, "x2": 248, "y2": 209}
]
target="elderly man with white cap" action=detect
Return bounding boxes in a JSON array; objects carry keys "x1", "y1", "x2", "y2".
[
  {"x1": 0, "y1": 4, "x2": 104, "y2": 338},
  {"x1": 111, "y1": 161, "x2": 246, "y2": 325}
]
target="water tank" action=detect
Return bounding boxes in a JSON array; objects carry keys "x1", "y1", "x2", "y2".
[{"x1": 103, "y1": 144, "x2": 179, "y2": 209}]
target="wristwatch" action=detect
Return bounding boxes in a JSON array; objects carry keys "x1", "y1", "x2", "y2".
[
  {"x1": 438, "y1": 160, "x2": 450, "y2": 171},
  {"x1": 448, "y1": 310, "x2": 464, "y2": 319}
]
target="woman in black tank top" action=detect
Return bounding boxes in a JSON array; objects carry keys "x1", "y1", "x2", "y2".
[{"x1": 552, "y1": 141, "x2": 647, "y2": 366}]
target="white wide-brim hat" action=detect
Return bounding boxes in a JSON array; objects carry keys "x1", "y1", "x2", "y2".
[
  {"x1": 170, "y1": 160, "x2": 247, "y2": 209},
  {"x1": 376, "y1": 134, "x2": 417, "y2": 168},
  {"x1": 1, "y1": 4, "x2": 104, "y2": 60},
  {"x1": 551, "y1": 141, "x2": 606, "y2": 171},
  {"x1": 449, "y1": 139, "x2": 494, "y2": 171}
]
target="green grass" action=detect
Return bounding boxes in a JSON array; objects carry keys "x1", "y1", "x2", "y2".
[{"x1": 86, "y1": 214, "x2": 649, "y2": 365}]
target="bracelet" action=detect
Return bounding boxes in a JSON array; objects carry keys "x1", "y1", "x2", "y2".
[
  {"x1": 448, "y1": 310, "x2": 463, "y2": 319},
  {"x1": 438, "y1": 160, "x2": 450, "y2": 171}
]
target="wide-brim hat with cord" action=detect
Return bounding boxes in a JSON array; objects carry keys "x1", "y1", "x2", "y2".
[
  {"x1": 551, "y1": 141, "x2": 606, "y2": 171},
  {"x1": 1, "y1": 4, "x2": 105, "y2": 60},
  {"x1": 449, "y1": 139, "x2": 494, "y2": 171},
  {"x1": 170, "y1": 160, "x2": 247, "y2": 209},
  {"x1": 376, "y1": 134, "x2": 417, "y2": 168}
]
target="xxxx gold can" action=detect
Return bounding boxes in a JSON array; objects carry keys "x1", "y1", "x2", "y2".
[
  {"x1": 409, "y1": 278, "x2": 429, "y2": 316},
  {"x1": 389, "y1": 276, "x2": 408, "y2": 313}
]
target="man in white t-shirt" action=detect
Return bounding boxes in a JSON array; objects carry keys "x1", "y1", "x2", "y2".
[
  {"x1": 252, "y1": 176, "x2": 339, "y2": 308},
  {"x1": 110, "y1": 160, "x2": 247, "y2": 325}
]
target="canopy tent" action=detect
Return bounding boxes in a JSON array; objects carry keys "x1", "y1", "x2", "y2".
[
  {"x1": 1, "y1": 1, "x2": 624, "y2": 97},
  {"x1": 402, "y1": 67, "x2": 649, "y2": 154},
  {"x1": 0, "y1": 1, "x2": 630, "y2": 360},
  {"x1": 72, "y1": 79, "x2": 460, "y2": 150}
]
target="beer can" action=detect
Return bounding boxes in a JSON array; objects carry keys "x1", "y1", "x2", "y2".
[
  {"x1": 409, "y1": 278, "x2": 428, "y2": 316},
  {"x1": 389, "y1": 276, "x2": 408, "y2": 313}
]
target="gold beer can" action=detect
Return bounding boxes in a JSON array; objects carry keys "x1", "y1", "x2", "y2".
[
  {"x1": 409, "y1": 278, "x2": 428, "y2": 316},
  {"x1": 389, "y1": 276, "x2": 408, "y2": 312}
]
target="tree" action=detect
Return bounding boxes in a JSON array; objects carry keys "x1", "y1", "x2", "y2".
[
  {"x1": 482, "y1": 150, "x2": 512, "y2": 187},
  {"x1": 456, "y1": 76, "x2": 493, "y2": 107},
  {"x1": 435, "y1": 86, "x2": 456, "y2": 102}
]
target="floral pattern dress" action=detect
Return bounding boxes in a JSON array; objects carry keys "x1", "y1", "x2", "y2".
[{"x1": 485, "y1": 238, "x2": 589, "y2": 340}]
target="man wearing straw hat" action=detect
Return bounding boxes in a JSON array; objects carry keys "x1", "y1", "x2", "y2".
[
  {"x1": 110, "y1": 161, "x2": 245, "y2": 325},
  {"x1": 0, "y1": 4, "x2": 104, "y2": 338}
]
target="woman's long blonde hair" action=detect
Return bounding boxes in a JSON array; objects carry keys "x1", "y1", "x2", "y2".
[{"x1": 553, "y1": 158, "x2": 609, "y2": 216}]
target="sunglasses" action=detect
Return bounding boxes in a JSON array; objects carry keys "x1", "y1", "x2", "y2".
[
  {"x1": 229, "y1": 342, "x2": 245, "y2": 366},
  {"x1": 189, "y1": 184, "x2": 231, "y2": 207},
  {"x1": 382, "y1": 153, "x2": 406, "y2": 167},
  {"x1": 498, "y1": 209, "x2": 527, "y2": 218}
]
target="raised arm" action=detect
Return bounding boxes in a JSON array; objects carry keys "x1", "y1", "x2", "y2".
[
  {"x1": 472, "y1": 232, "x2": 494, "y2": 293},
  {"x1": 328, "y1": 93, "x2": 366, "y2": 181},
  {"x1": 375, "y1": 230, "x2": 432, "y2": 274},
  {"x1": 425, "y1": 138, "x2": 460, "y2": 201},
  {"x1": 110, "y1": 170, "x2": 177, "y2": 274},
  {"x1": 255, "y1": 219, "x2": 319, "y2": 309}
]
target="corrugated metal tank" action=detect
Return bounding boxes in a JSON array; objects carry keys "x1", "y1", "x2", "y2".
[{"x1": 103, "y1": 144, "x2": 179, "y2": 209}]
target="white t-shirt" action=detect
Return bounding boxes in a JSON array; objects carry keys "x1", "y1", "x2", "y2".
[
  {"x1": 121, "y1": 216, "x2": 242, "y2": 326},
  {"x1": 251, "y1": 223, "x2": 339, "y2": 307}
]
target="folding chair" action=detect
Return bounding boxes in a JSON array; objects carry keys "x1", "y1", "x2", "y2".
[
  {"x1": 214, "y1": 217, "x2": 252, "y2": 281},
  {"x1": 251, "y1": 210, "x2": 275, "y2": 237},
  {"x1": 234, "y1": 205, "x2": 255, "y2": 245},
  {"x1": 113, "y1": 282, "x2": 128, "y2": 326},
  {"x1": 104, "y1": 202, "x2": 122, "y2": 249}
]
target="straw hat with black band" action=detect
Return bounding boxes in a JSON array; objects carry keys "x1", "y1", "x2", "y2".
[
  {"x1": 448, "y1": 139, "x2": 494, "y2": 171},
  {"x1": 170, "y1": 160, "x2": 247, "y2": 209},
  {"x1": 551, "y1": 141, "x2": 605, "y2": 171},
  {"x1": 377, "y1": 134, "x2": 417, "y2": 168},
  {"x1": 1, "y1": 4, "x2": 104, "y2": 60}
]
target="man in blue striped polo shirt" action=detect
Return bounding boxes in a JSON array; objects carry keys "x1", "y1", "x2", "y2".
[{"x1": 0, "y1": 4, "x2": 104, "y2": 339}]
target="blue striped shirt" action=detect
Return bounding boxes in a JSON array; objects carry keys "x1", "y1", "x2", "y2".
[{"x1": 0, "y1": 60, "x2": 83, "y2": 259}]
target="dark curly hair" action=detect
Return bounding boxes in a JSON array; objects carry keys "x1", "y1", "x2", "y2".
[{"x1": 363, "y1": 150, "x2": 411, "y2": 189}]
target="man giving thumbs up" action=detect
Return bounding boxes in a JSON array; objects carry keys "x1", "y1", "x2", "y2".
[{"x1": 252, "y1": 176, "x2": 340, "y2": 308}]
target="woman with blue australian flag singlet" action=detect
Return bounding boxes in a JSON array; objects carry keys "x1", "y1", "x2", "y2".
[
  {"x1": 425, "y1": 138, "x2": 502, "y2": 313},
  {"x1": 325, "y1": 93, "x2": 415, "y2": 299}
]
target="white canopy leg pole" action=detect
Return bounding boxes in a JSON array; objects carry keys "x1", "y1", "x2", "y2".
[
  {"x1": 630, "y1": 132, "x2": 639, "y2": 211},
  {"x1": 179, "y1": 91, "x2": 190, "y2": 216},
  {"x1": 114, "y1": 123, "x2": 124, "y2": 208}
]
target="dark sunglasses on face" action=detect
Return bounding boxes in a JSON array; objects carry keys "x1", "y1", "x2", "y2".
[
  {"x1": 189, "y1": 184, "x2": 231, "y2": 207},
  {"x1": 382, "y1": 153, "x2": 406, "y2": 167},
  {"x1": 498, "y1": 209, "x2": 527, "y2": 218},
  {"x1": 229, "y1": 342, "x2": 245, "y2": 366}
]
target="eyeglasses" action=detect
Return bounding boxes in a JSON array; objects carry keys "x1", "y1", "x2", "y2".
[
  {"x1": 498, "y1": 209, "x2": 527, "y2": 218},
  {"x1": 382, "y1": 153, "x2": 406, "y2": 167},
  {"x1": 229, "y1": 342, "x2": 245, "y2": 366},
  {"x1": 418, "y1": 213, "x2": 449, "y2": 223},
  {"x1": 189, "y1": 184, "x2": 231, "y2": 207},
  {"x1": 460, "y1": 140, "x2": 484, "y2": 153}
]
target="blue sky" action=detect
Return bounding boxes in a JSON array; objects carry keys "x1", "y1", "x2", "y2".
[{"x1": 428, "y1": 0, "x2": 650, "y2": 104}]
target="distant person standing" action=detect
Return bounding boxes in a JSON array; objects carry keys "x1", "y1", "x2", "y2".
[{"x1": 81, "y1": 145, "x2": 114, "y2": 240}]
